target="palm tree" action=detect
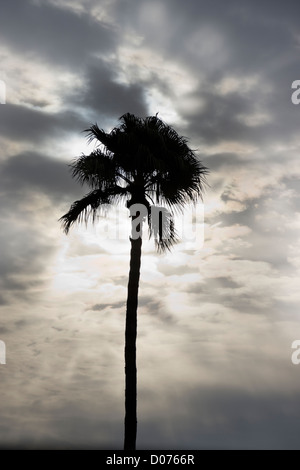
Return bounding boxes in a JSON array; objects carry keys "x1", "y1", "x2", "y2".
[{"x1": 59, "y1": 113, "x2": 208, "y2": 450}]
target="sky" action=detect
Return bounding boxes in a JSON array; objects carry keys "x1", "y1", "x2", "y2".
[{"x1": 0, "y1": 0, "x2": 300, "y2": 450}]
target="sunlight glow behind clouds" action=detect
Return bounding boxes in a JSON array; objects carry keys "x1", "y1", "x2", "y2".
[{"x1": 115, "y1": 44, "x2": 200, "y2": 125}]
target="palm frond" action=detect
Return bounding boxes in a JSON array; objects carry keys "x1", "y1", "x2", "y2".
[
  {"x1": 59, "y1": 186, "x2": 128, "y2": 234},
  {"x1": 70, "y1": 151, "x2": 115, "y2": 188},
  {"x1": 84, "y1": 123, "x2": 110, "y2": 147},
  {"x1": 148, "y1": 205, "x2": 179, "y2": 253}
]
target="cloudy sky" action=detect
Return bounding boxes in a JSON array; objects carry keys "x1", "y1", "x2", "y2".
[{"x1": 1, "y1": 0, "x2": 300, "y2": 450}]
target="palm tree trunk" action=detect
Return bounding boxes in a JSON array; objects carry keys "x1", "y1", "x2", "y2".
[{"x1": 124, "y1": 225, "x2": 142, "y2": 450}]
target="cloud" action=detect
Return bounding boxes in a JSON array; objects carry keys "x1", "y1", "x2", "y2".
[
  {"x1": 0, "y1": 0, "x2": 116, "y2": 68},
  {"x1": 91, "y1": 300, "x2": 125, "y2": 311},
  {"x1": 0, "y1": 151, "x2": 79, "y2": 201},
  {"x1": 76, "y1": 60, "x2": 148, "y2": 118},
  {"x1": 0, "y1": 104, "x2": 86, "y2": 144},
  {"x1": 138, "y1": 388, "x2": 300, "y2": 449}
]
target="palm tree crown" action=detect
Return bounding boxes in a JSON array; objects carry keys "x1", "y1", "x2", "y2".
[{"x1": 60, "y1": 113, "x2": 208, "y2": 251}]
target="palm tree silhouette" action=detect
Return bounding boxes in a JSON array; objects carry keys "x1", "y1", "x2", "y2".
[{"x1": 59, "y1": 113, "x2": 208, "y2": 450}]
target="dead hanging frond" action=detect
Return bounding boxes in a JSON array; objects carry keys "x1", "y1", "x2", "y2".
[
  {"x1": 59, "y1": 186, "x2": 128, "y2": 234},
  {"x1": 148, "y1": 206, "x2": 179, "y2": 252}
]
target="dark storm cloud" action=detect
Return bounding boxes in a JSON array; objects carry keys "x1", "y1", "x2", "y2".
[
  {"x1": 185, "y1": 71, "x2": 298, "y2": 147},
  {"x1": 185, "y1": 274, "x2": 267, "y2": 316},
  {"x1": 205, "y1": 152, "x2": 247, "y2": 172},
  {"x1": 185, "y1": 90, "x2": 256, "y2": 145},
  {"x1": 111, "y1": 0, "x2": 296, "y2": 74},
  {"x1": 139, "y1": 387, "x2": 300, "y2": 449},
  {"x1": 110, "y1": 0, "x2": 300, "y2": 147},
  {"x1": 138, "y1": 295, "x2": 174, "y2": 323},
  {"x1": 0, "y1": 149, "x2": 79, "y2": 303},
  {"x1": 0, "y1": 218, "x2": 56, "y2": 304},
  {"x1": 0, "y1": 151, "x2": 79, "y2": 201},
  {"x1": 209, "y1": 179, "x2": 300, "y2": 271},
  {"x1": 0, "y1": 104, "x2": 86, "y2": 144},
  {"x1": 91, "y1": 301, "x2": 125, "y2": 311},
  {"x1": 192, "y1": 279, "x2": 272, "y2": 316},
  {"x1": 0, "y1": 0, "x2": 116, "y2": 68},
  {"x1": 76, "y1": 61, "x2": 148, "y2": 118}
]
